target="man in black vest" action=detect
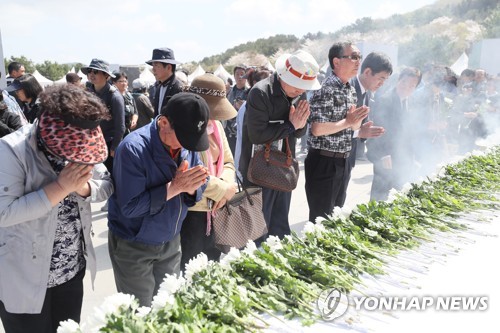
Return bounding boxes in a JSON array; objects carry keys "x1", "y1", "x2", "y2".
[{"x1": 146, "y1": 48, "x2": 183, "y2": 116}]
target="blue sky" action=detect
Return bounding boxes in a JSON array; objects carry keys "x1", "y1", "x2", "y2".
[{"x1": 0, "y1": 0, "x2": 436, "y2": 65}]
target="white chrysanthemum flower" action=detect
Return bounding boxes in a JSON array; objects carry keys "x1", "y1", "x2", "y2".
[
  {"x1": 220, "y1": 247, "x2": 242, "y2": 268},
  {"x1": 83, "y1": 293, "x2": 136, "y2": 331},
  {"x1": 330, "y1": 206, "x2": 344, "y2": 220},
  {"x1": 158, "y1": 274, "x2": 185, "y2": 296},
  {"x1": 184, "y1": 253, "x2": 209, "y2": 281},
  {"x1": 242, "y1": 240, "x2": 257, "y2": 257},
  {"x1": 303, "y1": 222, "x2": 316, "y2": 235},
  {"x1": 341, "y1": 205, "x2": 352, "y2": 218},
  {"x1": 57, "y1": 319, "x2": 81, "y2": 333},
  {"x1": 315, "y1": 216, "x2": 327, "y2": 225},
  {"x1": 304, "y1": 222, "x2": 327, "y2": 235},
  {"x1": 136, "y1": 306, "x2": 151, "y2": 318},
  {"x1": 100, "y1": 293, "x2": 136, "y2": 314},
  {"x1": 284, "y1": 235, "x2": 293, "y2": 243},
  {"x1": 84, "y1": 307, "x2": 107, "y2": 333},
  {"x1": 237, "y1": 285, "x2": 249, "y2": 303},
  {"x1": 401, "y1": 183, "x2": 412, "y2": 194},
  {"x1": 151, "y1": 291, "x2": 175, "y2": 311},
  {"x1": 265, "y1": 235, "x2": 283, "y2": 251},
  {"x1": 386, "y1": 188, "x2": 399, "y2": 203}
]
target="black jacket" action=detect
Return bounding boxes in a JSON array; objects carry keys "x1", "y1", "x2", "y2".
[
  {"x1": 239, "y1": 73, "x2": 307, "y2": 185},
  {"x1": 152, "y1": 75, "x2": 183, "y2": 116},
  {"x1": 0, "y1": 107, "x2": 23, "y2": 138}
]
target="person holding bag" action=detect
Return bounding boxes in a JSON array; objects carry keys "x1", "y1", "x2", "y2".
[
  {"x1": 180, "y1": 74, "x2": 238, "y2": 269},
  {"x1": 238, "y1": 50, "x2": 321, "y2": 240}
]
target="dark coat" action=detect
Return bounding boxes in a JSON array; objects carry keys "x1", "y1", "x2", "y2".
[
  {"x1": 239, "y1": 73, "x2": 307, "y2": 185},
  {"x1": 0, "y1": 106, "x2": 23, "y2": 138}
]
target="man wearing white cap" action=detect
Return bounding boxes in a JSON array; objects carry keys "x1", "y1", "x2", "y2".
[
  {"x1": 305, "y1": 41, "x2": 370, "y2": 223},
  {"x1": 239, "y1": 50, "x2": 321, "y2": 240}
]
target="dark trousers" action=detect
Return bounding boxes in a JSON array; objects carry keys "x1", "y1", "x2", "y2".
[
  {"x1": 305, "y1": 151, "x2": 350, "y2": 223},
  {"x1": 180, "y1": 211, "x2": 222, "y2": 271},
  {"x1": 0, "y1": 268, "x2": 85, "y2": 333},
  {"x1": 261, "y1": 187, "x2": 292, "y2": 239},
  {"x1": 108, "y1": 231, "x2": 181, "y2": 307}
]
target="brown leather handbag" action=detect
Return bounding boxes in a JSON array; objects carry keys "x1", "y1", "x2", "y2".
[
  {"x1": 212, "y1": 176, "x2": 267, "y2": 253},
  {"x1": 247, "y1": 137, "x2": 299, "y2": 192}
]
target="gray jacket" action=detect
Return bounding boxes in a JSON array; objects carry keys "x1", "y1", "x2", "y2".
[{"x1": 0, "y1": 124, "x2": 113, "y2": 313}]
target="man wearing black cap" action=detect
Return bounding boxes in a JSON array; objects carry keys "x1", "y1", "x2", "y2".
[
  {"x1": 107, "y1": 92, "x2": 209, "y2": 307},
  {"x1": 146, "y1": 47, "x2": 184, "y2": 116}
]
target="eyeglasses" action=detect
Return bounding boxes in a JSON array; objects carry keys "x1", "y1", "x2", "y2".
[
  {"x1": 87, "y1": 69, "x2": 101, "y2": 75},
  {"x1": 340, "y1": 54, "x2": 363, "y2": 61}
]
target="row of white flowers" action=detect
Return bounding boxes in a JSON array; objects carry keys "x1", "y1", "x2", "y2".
[{"x1": 58, "y1": 143, "x2": 497, "y2": 332}]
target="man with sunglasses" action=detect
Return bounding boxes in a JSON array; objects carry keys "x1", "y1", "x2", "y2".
[
  {"x1": 82, "y1": 59, "x2": 126, "y2": 188},
  {"x1": 305, "y1": 41, "x2": 370, "y2": 223}
]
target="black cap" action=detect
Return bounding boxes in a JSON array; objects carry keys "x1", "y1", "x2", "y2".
[{"x1": 162, "y1": 92, "x2": 209, "y2": 151}]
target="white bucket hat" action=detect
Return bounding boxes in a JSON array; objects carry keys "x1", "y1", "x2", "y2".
[{"x1": 275, "y1": 50, "x2": 321, "y2": 90}]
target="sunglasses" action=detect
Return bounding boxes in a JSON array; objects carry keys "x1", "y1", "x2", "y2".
[
  {"x1": 87, "y1": 69, "x2": 102, "y2": 75},
  {"x1": 340, "y1": 54, "x2": 363, "y2": 61}
]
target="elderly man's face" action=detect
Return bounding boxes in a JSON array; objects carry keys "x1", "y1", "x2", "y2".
[
  {"x1": 279, "y1": 79, "x2": 306, "y2": 99},
  {"x1": 152, "y1": 62, "x2": 171, "y2": 83},
  {"x1": 157, "y1": 116, "x2": 181, "y2": 149}
]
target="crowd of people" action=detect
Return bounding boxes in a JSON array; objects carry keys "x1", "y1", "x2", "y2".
[{"x1": 0, "y1": 43, "x2": 499, "y2": 332}]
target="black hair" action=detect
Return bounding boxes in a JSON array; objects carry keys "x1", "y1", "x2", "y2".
[
  {"x1": 360, "y1": 52, "x2": 393, "y2": 75},
  {"x1": 111, "y1": 72, "x2": 128, "y2": 83},
  {"x1": 233, "y1": 65, "x2": 246, "y2": 75},
  {"x1": 8, "y1": 62, "x2": 24, "y2": 75},
  {"x1": 328, "y1": 41, "x2": 353, "y2": 70},
  {"x1": 14, "y1": 74, "x2": 43, "y2": 101}
]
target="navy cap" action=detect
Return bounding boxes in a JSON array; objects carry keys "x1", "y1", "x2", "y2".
[
  {"x1": 81, "y1": 59, "x2": 115, "y2": 78},
  {"x1": 146, "y1": 48, "x2": 180, "y2": 66}
]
